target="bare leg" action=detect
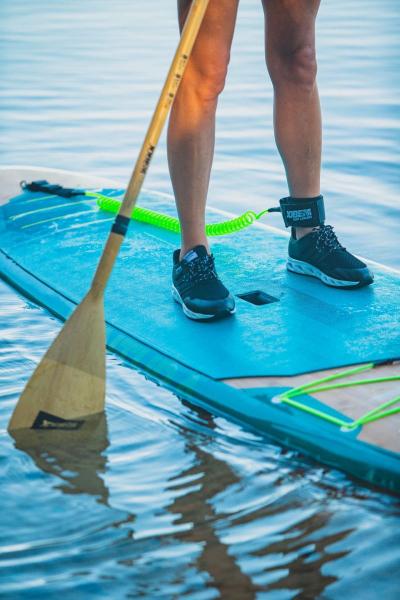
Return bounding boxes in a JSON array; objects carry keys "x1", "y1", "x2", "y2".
[
  {"x1": 262, "y1": 0, "x2": 321, "y2": 238},
  {"x1": 168, "y1": 0, "x2": 239, "y2": 258}
]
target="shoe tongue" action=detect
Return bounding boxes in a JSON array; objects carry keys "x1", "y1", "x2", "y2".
[{"x1": 182, "y1": 245, "x2": 208, "y2": 263}]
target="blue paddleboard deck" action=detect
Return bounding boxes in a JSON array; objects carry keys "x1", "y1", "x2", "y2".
[
  {"x1": 0, "y1": 183, "x2": 398, "y2": 380},
  {"x1": 1, "y1": 168, "x2": 399, "y2": 492}
]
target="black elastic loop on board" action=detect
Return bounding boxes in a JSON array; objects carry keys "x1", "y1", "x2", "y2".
[
  {"x1": 21, "y1": 180, "x2": 83, "y2": 198},
  {"x1": 111, "y1": 214, "x2": 130, "y2": 236},
  {"x1": 279, "y1": 195, "x2": 325, "y2": 228}
]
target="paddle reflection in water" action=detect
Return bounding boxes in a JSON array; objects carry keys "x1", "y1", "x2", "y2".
[{"x1": 10, "y1": 414, "x2": 110, "y2": 506}]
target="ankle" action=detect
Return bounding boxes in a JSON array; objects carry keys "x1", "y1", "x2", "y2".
[{"x1": 180, "y1": 241, "x2": 210, "y2": 260}]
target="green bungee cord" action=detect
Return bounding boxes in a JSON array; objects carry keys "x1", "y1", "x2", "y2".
[{"x1": 89, "y1": 191, "x2": 278, "y2": 236}]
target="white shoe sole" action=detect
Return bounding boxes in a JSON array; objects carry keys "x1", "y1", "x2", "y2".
[
  {"x1": 172, "y1": 286, "x2": 236, "y2": 320},
  {"x1": 287, "y1": 258, "x2": 360, "y2": 288}
]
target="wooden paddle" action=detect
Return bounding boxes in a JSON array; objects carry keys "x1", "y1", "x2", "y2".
[{"x1": 8, "y1": 0, "x2": 210, "y2": 431}]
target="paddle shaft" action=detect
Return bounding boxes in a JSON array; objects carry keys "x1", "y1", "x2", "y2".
[
  {"x1": 91, "y1": 0, "x2": 210, "y2": 295},
  {"x1": 7, "y1": 2, "x2": 210, "y2": 431}
]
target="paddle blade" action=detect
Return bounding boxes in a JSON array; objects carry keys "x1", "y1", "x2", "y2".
[{"x1": 8, "y1": 292, "x2": 106, "y2": 431}]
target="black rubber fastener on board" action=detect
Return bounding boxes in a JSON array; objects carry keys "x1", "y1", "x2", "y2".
[{"x1": 20, "y1": 180, "x2": 83, "y2": 198}]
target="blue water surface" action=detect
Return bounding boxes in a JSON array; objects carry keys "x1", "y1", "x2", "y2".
[{"x1": 0, "y1": 1, "x2": 400, "y2": 598}]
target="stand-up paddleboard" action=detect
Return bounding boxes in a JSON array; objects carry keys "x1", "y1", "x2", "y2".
[{"x1": 1, "y1": 166, "x2": 399, "y2": 493}]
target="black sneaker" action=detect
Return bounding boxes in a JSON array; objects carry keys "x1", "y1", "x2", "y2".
[
  {"x1": 287, "y1": 225, "x2": 374, "y2": 289},
  {"x1": 172, "y1": 245, "x2": 235, "y2": 320}
]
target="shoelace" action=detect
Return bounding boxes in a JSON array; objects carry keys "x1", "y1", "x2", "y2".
[
  {"x1": 313, "y1": 225, "x2": 345, "y2": 254},
  {"x1": 181, "y1": 255, "x2": 218, "y2": 284}
]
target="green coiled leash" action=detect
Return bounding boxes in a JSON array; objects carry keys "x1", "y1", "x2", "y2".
[
  {"x1": 20, "y1": 182, "x2": 280, "y2": 236},
  {"x1": 88, "y1": 192, "x2": 279, "y2": 236}
]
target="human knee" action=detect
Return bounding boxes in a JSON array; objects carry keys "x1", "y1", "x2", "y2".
[
  {"x1": 183, "y1": 53, "x2": 230, "y2": 102},
  {"x1": 268, "y1": 44, "x2": 317, "y2": 92}
]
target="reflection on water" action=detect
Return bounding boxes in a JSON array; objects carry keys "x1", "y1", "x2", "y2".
[
  {"x1": 1, "y1": 282, "x2": 399, "y2": 598},
  {"x1": 1, "y1": 0, "x2": 400, "y2": 598},
  {"x1": 10, "y1": 414, "x2": 110, "y2": 506}
]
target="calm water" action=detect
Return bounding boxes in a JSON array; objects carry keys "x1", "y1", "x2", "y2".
[{"x1": 1, "y1": 1, "x2": 400, "y2": 598}]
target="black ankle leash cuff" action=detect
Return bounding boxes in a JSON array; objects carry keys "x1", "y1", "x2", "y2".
[{"x1": 279, "y1": 195, "x2": 325, "y2": 228}]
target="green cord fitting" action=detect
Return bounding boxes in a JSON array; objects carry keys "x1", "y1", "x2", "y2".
[
  {"x1": 276, "y1": 363, "x2": 400, "y2": 432},
  {"x1": 88, "y1": 192, "x2": 271, "y2": 236}
]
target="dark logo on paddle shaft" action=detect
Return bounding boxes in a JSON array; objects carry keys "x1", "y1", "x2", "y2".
[
  {"x1": 32, "y1": 411, "x2": 84, "y2": 430},
  {"x1": 141, "y1": 144, "x2": 155, "y2": 175}
]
